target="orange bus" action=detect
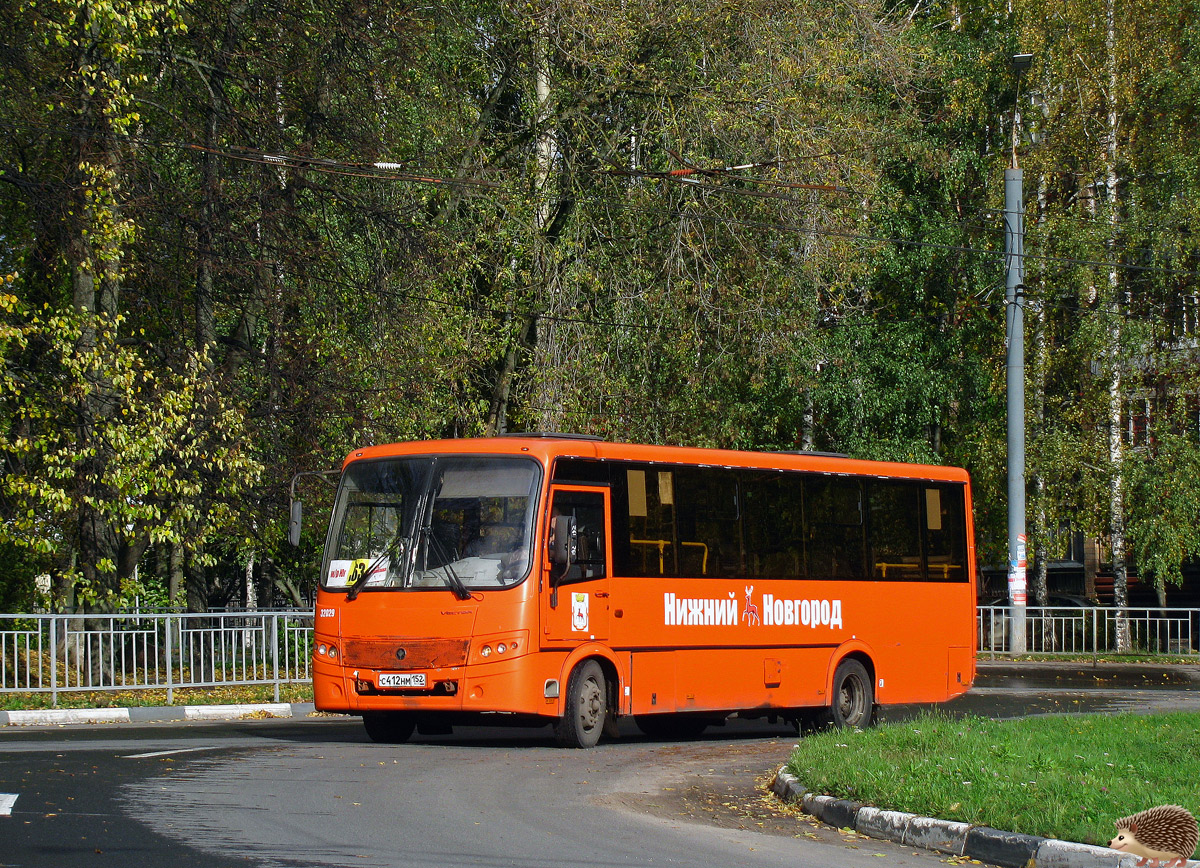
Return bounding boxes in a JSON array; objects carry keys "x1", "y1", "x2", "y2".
[{"x1": 303, "y1": 434, "x2": 976, "y2": 748}]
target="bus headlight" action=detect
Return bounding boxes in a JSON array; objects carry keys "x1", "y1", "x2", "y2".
[{"x1": 472, "y1": 632, "x2": 527, "y2": 663}]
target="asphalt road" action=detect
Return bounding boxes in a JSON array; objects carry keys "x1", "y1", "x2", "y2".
[
  {"x1": 929, "y1": 659, "x2": 1200, "y2": 719},
  {"x1": 1, "y1": 717, "x2": 959, "y2": 868},
  {"x1": 2, "y1": 660, "x2": 1197, "y2": 868}
]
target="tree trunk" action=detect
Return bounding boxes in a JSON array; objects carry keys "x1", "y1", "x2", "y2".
[
  {"x1": 66, "y1": 1, "x2": 129, "y2": 606},
  {"x1": 245, "y1": 551, "x2": 257, "y2": 611},
  {"x1": 531, "y1": 14, "x2": 565, "y2": 432},
  {"x1": 800, "y1": 392, "x2": 815, "y2": 451},
  {"x1": 169, "y1": 543, "x2": 184, "y2": 609},
  {"x1": 1029, "y1": 170, "x2": 1055, "y2": 649},
  {"x1": 1102, "y1": 0, "x2": 1131, "y2": 653},
  {"x1": 185, "y1": 541, "x2": 208, "y2": 613},
  {"x1": 486, "y1": 316, "x2": 535, "y2": 435},
  {"x1": 1029, "y1": 160, "x2": 1044, "y2": 609}
]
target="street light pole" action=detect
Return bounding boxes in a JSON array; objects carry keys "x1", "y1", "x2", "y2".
[{"x1": 1006, "y1": 53, "x2": 1033, "y2": 654}]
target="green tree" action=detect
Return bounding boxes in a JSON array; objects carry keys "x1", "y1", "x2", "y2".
[
  {"x1": 1125, "y1": 431, "x2": 1200, "y2": 596},
  {"x1": 1016, "y1": 0, "x2": 1200, "y2": 627},
  {"x1": 0, "y1": 301, "x2": 261, "y2": 609}
]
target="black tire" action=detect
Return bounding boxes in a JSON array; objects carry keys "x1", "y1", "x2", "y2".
[
  {"x1": 634, "y1": 714, "x2": 709, "y2": 741},
  {"x1": 555, "y1": 660, "x2": 607, "y2": 748},
  {"x1": 819, "y1": 659, "x2": 873, "y2": 729},
  {"x1": 362, "y1": 711, "x2": 416, "y2": 744}
]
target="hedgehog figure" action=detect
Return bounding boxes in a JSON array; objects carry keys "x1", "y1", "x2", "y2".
[{"x1": 1110, "y1": 805, "x2": 1199, "y2": 868}]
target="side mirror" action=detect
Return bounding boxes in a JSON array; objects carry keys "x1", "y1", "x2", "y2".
[
  {"x1": 552, "y1": 515, "x2": 577, "y2": 566},
  {"x1": 287, "y1": 469, "x2": 338, "y2": 547},
  {"x1": 288, "y1": 499, "x2": 303, "y2": 547}
]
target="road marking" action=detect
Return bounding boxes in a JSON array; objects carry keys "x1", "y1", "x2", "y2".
[
  {"x1": 123, "y1": 747, "x2": 214, "y2": 759},
  {"x1": 0, "y1": 794, "x2": 18, "y2": 816}
]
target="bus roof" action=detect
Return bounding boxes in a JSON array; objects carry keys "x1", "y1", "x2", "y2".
[{"x1": 341, "y1": 436, "x2": 970, "y2": 484}]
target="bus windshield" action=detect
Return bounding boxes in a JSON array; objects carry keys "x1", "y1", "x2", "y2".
[{"x1": 321, "y1": 455, "x2": 541, "y2": 593}]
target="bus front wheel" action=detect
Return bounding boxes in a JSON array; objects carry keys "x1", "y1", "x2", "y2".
[
  {"x1": 555, "y1": 660, "x2": 606, "y2": 748},
  {"x1": 820, "y1": 659, "x2": 873, "y2": 729},
  {"x1": 362, "y1": 711, "x2": 416, "y2": 744}
]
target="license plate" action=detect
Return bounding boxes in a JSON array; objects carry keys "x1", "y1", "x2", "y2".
[{"x1": 378, "y1": 672, "x2": 427, "y2": 689}]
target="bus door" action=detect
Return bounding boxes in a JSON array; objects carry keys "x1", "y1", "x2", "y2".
[{"x1": 541, "y1": 486, "x2": 611, "y2": 645}]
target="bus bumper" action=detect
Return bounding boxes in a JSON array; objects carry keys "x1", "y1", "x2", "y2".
[{"x1": 313, "y1": 652, "x2": 566, "y2": 717}]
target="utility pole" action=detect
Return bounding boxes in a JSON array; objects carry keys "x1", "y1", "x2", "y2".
[{"x1": 1006, "y1": 53, "x2": 1033, "y2": 654}]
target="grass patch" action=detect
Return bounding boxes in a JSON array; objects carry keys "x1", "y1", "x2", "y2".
[
  {"x1": 0, "y1": 682, "x2": 313, "y2": 711},
  {"x1": 787, "y1": 710, "x2": 1200, "y2": 846}
]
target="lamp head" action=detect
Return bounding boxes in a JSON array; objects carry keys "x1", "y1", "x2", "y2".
[{"x1": 1011, "y1": 53, "x2": 1034, "y2": 74}]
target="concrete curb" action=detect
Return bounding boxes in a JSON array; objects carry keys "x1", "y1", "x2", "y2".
[
  {"x1": 0, "y1": 702, "x2": 317, "y2": 726},
  {"x1": 772, "y1": 767, "x2": 1199, "y2": 868}
]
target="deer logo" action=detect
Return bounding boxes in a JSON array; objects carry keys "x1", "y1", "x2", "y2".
[{"x1": 742, "y1": 585, "x2": 760, "y2": 626}]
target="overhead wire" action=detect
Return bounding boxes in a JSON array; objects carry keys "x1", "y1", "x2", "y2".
[
  {"x1": 6, "y1": 113, "x2": 1189, "y2": 278},
  {"x1": 8, "y1": 79, "x2": 1200, "y2": 246},
  {"x1": 6, "y1": 117, "x2": 1199, "y2": 334}
]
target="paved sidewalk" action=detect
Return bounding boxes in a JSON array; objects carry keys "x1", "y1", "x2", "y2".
[{"x1": 975, "y1": 658, "x2": 1200, "y2": 685}]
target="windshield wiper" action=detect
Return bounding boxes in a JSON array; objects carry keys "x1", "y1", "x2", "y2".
[
  {"x1": 346, "y1": 533, "x2": 409, "y2": 602},
  {"x1": 424, "y1": 528, "x2": 472, "y2": 601}
]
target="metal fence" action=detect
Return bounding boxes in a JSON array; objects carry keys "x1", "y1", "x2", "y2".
[
  {"x1": 0, "y1": 611, "x2": 313, "y2": 705},
  {"x1": 978, "y1": 605, "x2": 1200, "y2": 656},
  {"x1": 3, "y1": 606, "x2": 1197, "y2": 707}
]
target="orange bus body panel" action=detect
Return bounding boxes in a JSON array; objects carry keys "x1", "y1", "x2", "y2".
[{"x1": 312, "y1": 437, "x2": 977, "y2": 726}]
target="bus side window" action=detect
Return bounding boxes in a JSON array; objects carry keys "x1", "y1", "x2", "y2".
[
  {"x1": 625, "y1": 468, "x2": 676, "y2": 576},
  {"x1": 742, "y1": 471, "x2": 804, "y2": 579},
  {"x1": 550, "y1": 491, "x2": 607, "y2": 583},
  {"x1": 806, "y1": 478, "x2": 866, "y2": 579},
  {"x1": 924, "y1": 485, "x2": 967, "y2": 581},
  {"x1": 868, "y1": 481, "x2": 923, "y2": 580},
  {"x1": 676, "y1": 468, "x2": 741, "y2": 578}
]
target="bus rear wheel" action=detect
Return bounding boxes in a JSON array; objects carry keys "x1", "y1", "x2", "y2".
[
  {"x1": 362, "y1": 711, "x2": 416, "y2": 744},
  {"x1": 819, "y1": 659, "x2": 873, "y2": 729},
  {"x1": 555, "y1": 660, "x2": 606, "y2": 748}
]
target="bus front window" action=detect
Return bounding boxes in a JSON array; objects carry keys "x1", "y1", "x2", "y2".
[
  {"x1": 413, "y1": 458, "x2": 541, "y2": 590},
  {"x1": 322, "y1": 458, "x2": 430, "y2": 591},
  {"x1": 321, "y1": 456, "x2": 541, "y2": 594}
]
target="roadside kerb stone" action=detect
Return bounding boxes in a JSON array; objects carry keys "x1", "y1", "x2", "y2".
[
  {"x1": 902, "y1": 814, "x2": 970, "y2": 855},
  {"x1": 184, "y1": 703, "x2": 293, "y2": 720},
  {"x1": 1, "y1": 707, "x2": 132, "y2": 726},
  {"x1": 1035, "y1": 839, "x2": 1133, "y2": 868},
  {"x1": 854, "y1": 805, "x2": 914, "y2": 844},
  {"x1": 774, "y1": 767, "x2": 966, "y2": 854},
  {"x1": 800, "y1": 792, "x2": 863, "y2": 831},
  {"x1": 965, "y1": 825, "x2": 1042, "y2": 867},
  {"x1": 770, "y1": 767, "x2": 1200, "y2": 868},
  {"x1": 0, "y1": 703, "x2": 312, "y2": 726}
]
